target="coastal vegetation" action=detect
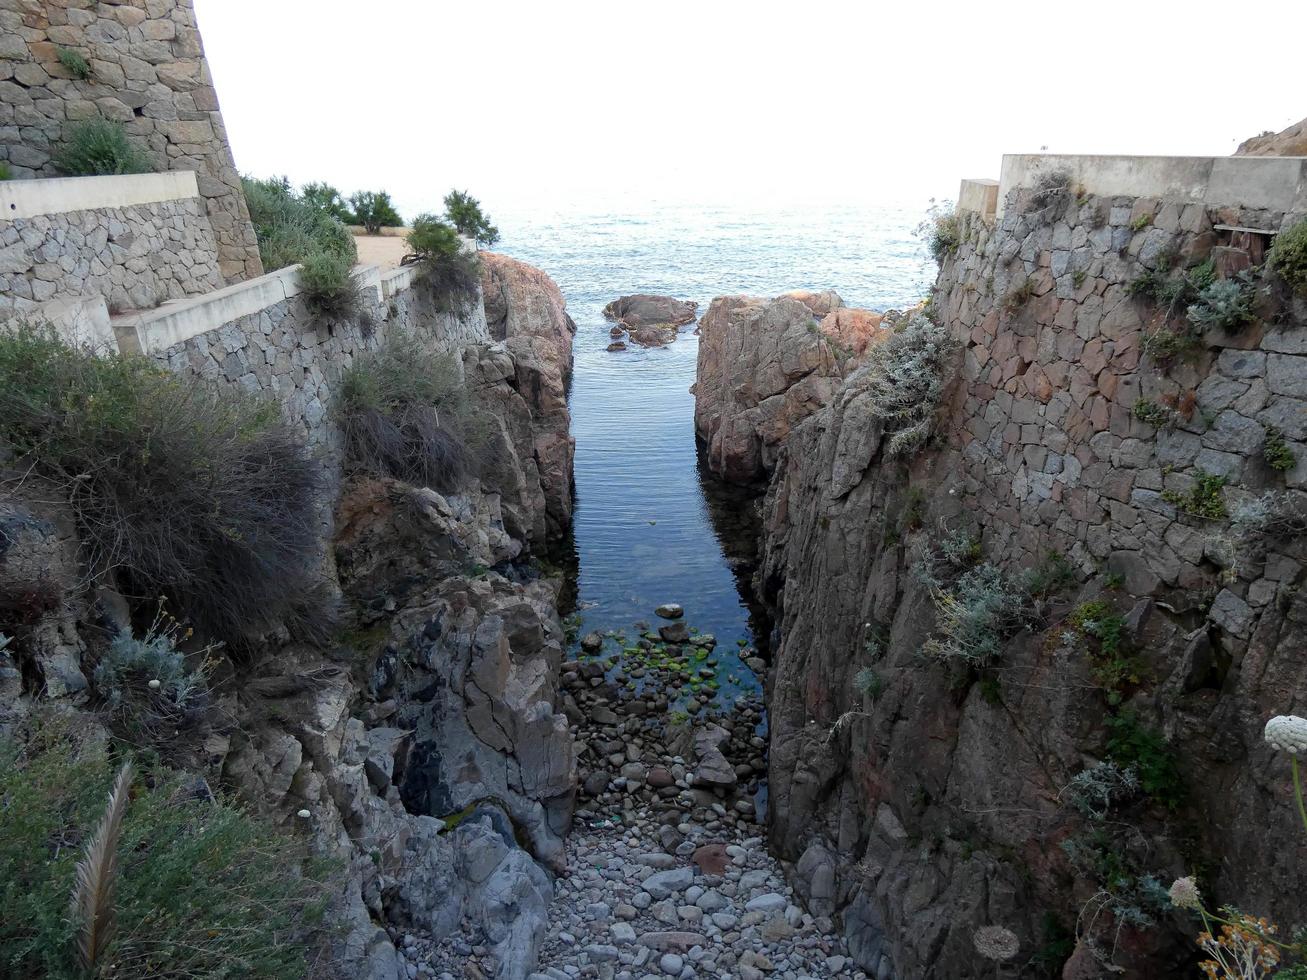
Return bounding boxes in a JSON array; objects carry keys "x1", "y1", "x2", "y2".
[
  {"x1": 335, "y1": 330, "x2": 480, "y2": 491},
  {"x1": 444, "y1": 189, "x2": 500, "y2": 248},
  {"x1": 53, "y1": 120, "x2": 151, "y2": 177},
  {"x1": 406, "y1": 212, "x2": 482, "y2": 313},
  {"x1": 0, "y1": 716, "x2": 330, "y2": 979},
  {"x1": 1268, "y1": 219, "x2": 1307, "y2": 295},
  {"x1": 349, "y1": 189, "x2": 404, "y2": 234},
  {"x1": 297, "y1": 248, "x2": 368, "y2": 325},
  {"x1": 0, "y1": 324, "x2": 325, "y2": 648},
  {"x1": 242, "y1": 175, "x2": 358, "y2": 271}
]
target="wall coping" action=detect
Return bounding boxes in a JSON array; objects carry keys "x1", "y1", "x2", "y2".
[
  {"x1": 0, "y1": 171, "x2": 202, "y2": 220},
  {"x1": 992, "y1": 154, "x2": 1307, "y2": 218},
  {"x1": 112, "y1": 261, "x2": 400, "y2": 355}
]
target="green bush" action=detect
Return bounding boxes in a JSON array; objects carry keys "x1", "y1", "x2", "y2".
[
  {"x1": 336, "y1": 331, "x2": 481, "y2": 491},
  {"x1": 56, "y1": 46, "x2": 92, "y2": 80},
  {"x1": 1264, "y1": 426, "x2": 1296, "y2": 472},
  {"x1": 53, "y1": 120, "x2": 151, "y2": 177},
  {"x1": 1187, "y1": 272, "x2": 1258, "y2": 332},
  {"x1": 0, "y1": 719, "x2": 331, "y2": 979},
  {"x1": 1131, "y1": 398, "x2": 1174, "y2": 428},
  {"x1": 298, "y1": 249, "x2": 367, "y2": 323},
  {"x1": 0, "y1": 161, "x2": 12, "y2": 181},
  {"x1": 242, "y1": 175, "x2": 357, "y2": 271},
  {"x1": 1268, "y1": 219, "x2": 1307, "y2": 296},
  {"x1": 1104, "y1": 711, "x2": 1185, "y2": 809},
  {"x1": 915, "y1": 200, "x2": 960, "y2": 265},
  {"x1": 406, "y1": 213, "x2": 481, "y2": 314},
  {"x1": 853, "y1": 666, "x2": 884, "y2": 701},
  {"x1": 443, "y1": 189, "x2": 499, "y2": 248},
  {"x1": 1162, "y1": 469, "x2": 1228, "y2": 520},
  {"x1": 300, "y1": 181, "x2": 354, "y2": 223},
  {"x1": 350, "y1": 190, "x2": 404, "y2": 235},
  {"x1": 0, "y1": 324, "x2": 327, "y2": 647}
]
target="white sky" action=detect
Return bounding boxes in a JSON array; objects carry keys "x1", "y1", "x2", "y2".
[{"x1": 194, "y1": 0, "x2": 1307, "y2": 219}]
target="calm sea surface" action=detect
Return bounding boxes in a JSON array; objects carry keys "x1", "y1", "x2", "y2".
[{"x1": 495, "y1": 201, "x2": 934, "y2": 705}]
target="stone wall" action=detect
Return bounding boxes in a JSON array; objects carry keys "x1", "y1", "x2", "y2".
[
  {"x1": 0, "y1": 0, "x2": 263, "y2": 281},
  {"x1": 0, "y1": 193, "x2": 222, "y2": 314},
  {"x1": 152, "y1": 270, "x2": 488, "y2": 460},
  {"x1": 749, "y1": 179, "x2": 1307, "y2": 977}
]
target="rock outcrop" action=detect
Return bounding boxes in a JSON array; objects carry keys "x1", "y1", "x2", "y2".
[
  {"x1": 2, "y1": 252, "x2": 580, "y2": 980},
  {"x1": 693, "y1": 294, "x2": 879, "y2": 483},
  {"x1": 735, "y1": 187, "x2": 1307, "y2": 977},
  {"x1": 780, "y1": 289, "x2": 845, "y2": 317},
  {"x1": 603, "y1": 294, "x2": 698, "y2": 348},
  {"x1": 1235, "y1": 116, "x2": 1307, "y2": 156},
  {"x1": 479, "y1": 253, "x2": 577, "y2": 539}
]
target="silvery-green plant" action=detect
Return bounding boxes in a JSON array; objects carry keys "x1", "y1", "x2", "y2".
[
  {"x1": 1061, "y1": 761, "x2": 1139, "y2": 820},
  {"x1": 861, "y1": 311, "x2": 960, "y2": 457},
  {"x1": 1187, "y1": 272, "x2": 1258, "y2": 332}
]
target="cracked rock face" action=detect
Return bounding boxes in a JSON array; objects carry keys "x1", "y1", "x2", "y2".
[
  {"x1": 743, "y1": 189, "x2": 1307, "y2": 978},
  {"x1": 693, "y1": 294, "x2": 860, "y2": 483}
]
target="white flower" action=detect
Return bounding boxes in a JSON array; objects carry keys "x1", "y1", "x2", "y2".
[
  {"x1": 973, "y1": 925, "x2": 1020, "y2": 961},
  {"x1": 1264, "y1": 715, "x2": 1307, "y2": 755},
  {"x1": 147, "y1": 678, "x2": 162, "y2": 690},
  {"x1": 1168, "y1": 876, "x2": 1201, "y2": 910},
  {"x1": 297, "y1": 809, "x2": 312, "y2": 819}
]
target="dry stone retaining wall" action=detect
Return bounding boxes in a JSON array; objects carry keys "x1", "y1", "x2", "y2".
[
  {"x1": 0, "y1": 0, "x2": 262, "y2": 281},
  {"x1": 0, "y1": 194, "x2": 222, "y2": 314},
  {"x1": 940, "y1": 187, "x2": 1307, "y2": 597}
]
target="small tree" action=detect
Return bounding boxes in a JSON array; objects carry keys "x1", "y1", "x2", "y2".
[
  {"x1": 349, "y1": 190, "x2": 403, "y2": 235},
  {"x1": 301, "y1": 182, "x2": 353, "y2": 223},
  {"x1": 443, "y1": 189, "x2": 500, "y2": 248}
]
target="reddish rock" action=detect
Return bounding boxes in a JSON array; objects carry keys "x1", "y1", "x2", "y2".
[
  {"x1": 691, "y1": 843, "x2": 730, "y2": 875},
  {"x1": 818, "y1": 307, "x2": 886, "y2": 357}
]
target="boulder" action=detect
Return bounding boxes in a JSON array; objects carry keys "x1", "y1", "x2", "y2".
[{"x1": 603, "y1": 294, "x2": 698, "y2": 330}]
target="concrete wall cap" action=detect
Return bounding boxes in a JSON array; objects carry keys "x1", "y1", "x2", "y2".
[{"x1": 0, "y1": 172, "x2": 202, "y2": 220}]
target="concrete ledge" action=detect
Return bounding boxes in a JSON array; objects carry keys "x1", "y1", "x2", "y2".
[
  {"x1": 997, "y1": 154, "x2": 1307, "y2": 217},
  {"x1": 958, "y1": 178, "x2": 999, "y2": 221},
  {"x1": 0, "y1": 171, "x2": 202, "y2": 220},
  {"x1": 115, "y1": 263, "x2": 303, "y2": 354},
  {"x1": 380, "y1": 263, "x2": 421, "y2": 299},
  {"x1": 112, "y1": 260, "x2": 419, "y2": 355},
  {"x1": 1, "y1": 293, "x2": 115, "y2": 352}
]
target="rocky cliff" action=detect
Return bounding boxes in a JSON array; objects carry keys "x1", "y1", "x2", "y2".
[
  {"x1": 1235, "y1": 116, "x2": 1307, "y2": 157},
  {"x1": 0, "y1": 254, "x2": 580, "y2": 980},
  {"x1": 701, "y1": 189, "x2": 1307, "y2": 977},
  {"x1": 693, "y1": 293, "x2": 883, "y2": 483}
]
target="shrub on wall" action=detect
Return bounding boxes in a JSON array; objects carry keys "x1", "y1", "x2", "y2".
[
  {"x1": 298, "y1": 250, "x2": 367, "y2": 324},
  {"x1": 405, "y1": 213, "x2": 481, "y2": 314},
  {"x1": 0, "y1": 719, "x2": 331, "y2": 979},
  {"x1": 1186, "y1": 272, "x2": 1258, "y2": 332},
  {"x1": 443, "y1": 189, "x2": 500, "y2": 248},
  {"x1": 242, "y1": 175, "x2": 357, "y2": 272},
  {"x1": 335, "y1": 330, "x2": 487, "y2": 491},
  {"x1": 0, "y1": 324, "x2": 327, "y2": 648},
  {"x1": 0, "y1": 162, "x2": 11, "y2": 181},
  {"x1": 56, "y1": 46, "x2": 92, "y2": 80},
  {"x1": 1268, "y1": 219, "x2": 1307, "y2": 296},
  {"x1": 349, "y1": 190, "x2": 404, "y2": 235},
  {"x1": 52, "y1": 120, "x2": 152, "y2": 177},
  {"x1": 860, "y1": 310, "x2": 960, "y2": 456}
]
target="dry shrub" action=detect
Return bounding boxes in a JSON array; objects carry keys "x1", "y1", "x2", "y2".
[
  {"x1": 0, "y1": 324, "x2": 328, "y2": 648},
  {"x1": 336, "y1": 331, "x2": 482, "y2": 491}
]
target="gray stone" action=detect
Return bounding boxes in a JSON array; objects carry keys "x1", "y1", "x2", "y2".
[{"x1": 641, "y1": 867, "x2": 695, "y2": 900}]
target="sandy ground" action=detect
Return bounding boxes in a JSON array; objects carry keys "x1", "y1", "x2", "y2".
[{"x1": 354, "y1": 233, "x2": 410, "y2": 270}]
